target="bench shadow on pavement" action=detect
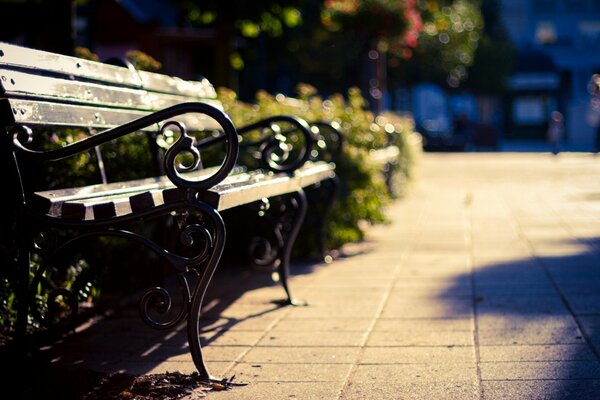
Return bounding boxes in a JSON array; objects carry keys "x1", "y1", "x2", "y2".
[
  {"x1": 0, "y1": 257, "x2": 319, "y2": 399},
  {"x1": 440, "y1": 237, "x2": 600, "y2": 399}
]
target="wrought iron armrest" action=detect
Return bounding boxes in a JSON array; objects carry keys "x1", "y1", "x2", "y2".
[
  {"x1": 198, "y1": 115, "x2": 314, "y2": 173},
  {"x1": 11, "y1": 102, "x2": 239, "y2": 191}
]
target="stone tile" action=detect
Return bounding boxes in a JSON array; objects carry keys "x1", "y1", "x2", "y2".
[
  {"x1": 360, "y1": 346, "x2": 475, "y2": 364},
  {"x1": 563, "y1": 294, "x2": 600, "y2": 315},
  {"x1": 200, "y1": 314, "x2": 280, "y2": 332},
  {"x1": 243, "y1": 346, "x2": 360, "y2": 364},
  {"x1": 366, "y1": 331, "x2": 473, "y2": 347},
  {"x1": 209, "y1": 382, "x2": 343, "y2": 400},
  {"x1": 392, "y1": 282, "x2": 472, "y2": 296},
  {"x1": 474, "y1": 284, "x2": 558, "y2": 296},
  {"x1": 482, "y1": 380, "x2": 600, "y2": 400},
  {"x1": 479, "y1": 344, "x2": 597, "y2": 362},
  {"x1": 300, "y1": 288, "x2": 386, "y2": 303},
  {"x1": 202, "y1": 330, "x2": 267, "y2": 347},
  {"x1": 380, "y1": 299, "x2": 473, "y2": 319},
  {"x1": 476, "y1": 295, "x2": 570, "y2": 315},
  {"x1": 229, "y1": 362, "x2": 352, "y2": 382},
  {"x1": 283, "y1": 302, "x2": 380, "y2": 318},
  {"x1": 579, "y1": 316, "x2": 600, "y2": 333},
  {"x1": 341, "y1": 380, "x2": 479, "y2": 400},
  {"x1": 202, "y1": 302, "x2": 290, "y2": 320},
  {"x1": 272, "y1": 317, "x2": 373, "y2": 332},
  {"x1": 111, "y1": 361, "x2": 233, "y2": 376},
  {"x1": 477, "y1": 327, "x2": 585, "y2": 346},
  {"x1": 373, "y1": 317, "x2": 473, "y2": 332},
  {"x1": 131, "y1": 344, "x2": 250, "y2": 363},
  {"x1": 480, "y1": 361, "x2": 600, "y2": 380},
  {"x1": 348, "y1": 363, "x2": 478, "y2": 384},
  {"x1": 257, "y1": 331, "x2": 367, "y2": 347}
]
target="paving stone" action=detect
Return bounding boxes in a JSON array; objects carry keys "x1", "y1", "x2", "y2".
[
  {"x1": 281, "y1": 302, "x2": 381, "y2": 318},
  {"x1": 341, "y1": 380, "x2": 480, "y2": 400},
  {"x1": 563, "y1": 294, "x2": 600, "y2": 315},
  {"x1": 360, "y1": 346, "x2": 475, "y2": 364},
  {"x1": 481, "y1": 380, "x2": 600, "y2": 400},
  {"x1": 480, "y1": 360, "x2": 600, "y2": 380},
  {"x1": 257, "y1": 331, "x2": 367, "y2": 347},
  {"x1": 380, "y1": 299, "x2": 473, "y2": 319},
  {"x1": 366, "y1": 330, "x2": 473, "y2": 347},
  {"x1": 110, "y1": 360, "x2": 233, "y2": 376},
  {"x1": 272, "y1": 317, "x2": 373, "y2": 332},
  {"x1": 201, "y1": 302, "x2": 290, "y2": 319},
  {"x1": 347, "y1": 363, "x2": 478, "y2": 384},
  {"x1": 201, "y1": 329, "x2": 267, "y2": 347},
  {"x1": 477, "y1": 327, "x2": 586, "y2": 346},
  {"x1": 373, "y1": 317, "x2": 473, "y2": 332},
  {"x1": 200, "y1": 314, "x2": 281, "y2": 332},
  {"x1": 478, "y1": 344, "x2": 597, "y2": 362},
  {"x1": 392, "y1": 282, "x2": 472, "y2": 296},
  {"x1": 228, "y1": 362, "x2": 352, "y2": 382},
  {"x1": 243, "y1": 346, "x2": 360, "y2": 364},
  {"x1": 129, "y1": 344, "x2": 250, "y2": 363},
  {"x1": 209, "y1": 382, "x2": 343, "y2": 400}
]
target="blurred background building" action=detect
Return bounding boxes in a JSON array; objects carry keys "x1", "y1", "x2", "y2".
[
  {"x1": 500, "y1": 0, "x2": 600, "y2": 148},
  {"x1": 1, "y1": 0, "x2": 599, "y2": 150}
]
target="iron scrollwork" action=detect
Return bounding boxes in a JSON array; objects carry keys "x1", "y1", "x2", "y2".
[{"x1": 245, "y1": 190, "x2": 308, "y2": 306}]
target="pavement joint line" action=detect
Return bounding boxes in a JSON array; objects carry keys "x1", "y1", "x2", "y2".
[
  {"x1": 462, "y1": 190, "x2": 485, "y2": 400},
  {"x1": 336, "y1": 202, "x2": 427, "y2": 400}
]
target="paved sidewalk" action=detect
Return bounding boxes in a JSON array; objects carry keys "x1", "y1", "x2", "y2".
[{"x1": 43, "y1": 153, "x2": 600, "y2": 399}]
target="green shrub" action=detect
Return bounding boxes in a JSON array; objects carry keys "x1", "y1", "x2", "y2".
[{"x1": 218, "y1": 84, "x2": 421, "y2": 251}]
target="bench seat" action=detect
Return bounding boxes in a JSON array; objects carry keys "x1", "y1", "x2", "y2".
[{"x1": 34, "y1": 161, "x2": 335, "y2": 220}]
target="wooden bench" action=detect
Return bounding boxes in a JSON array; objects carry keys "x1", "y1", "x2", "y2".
[{"x1": 0, "y1": 42, "x2": 335, "y2": 382}]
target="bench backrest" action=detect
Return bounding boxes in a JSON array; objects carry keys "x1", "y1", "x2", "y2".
[{"x1": 0, "y1": 42, "x2": 222, "y2": 132}]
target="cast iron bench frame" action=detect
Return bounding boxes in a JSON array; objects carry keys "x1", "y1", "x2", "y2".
[{"x1": 0, "y1": 42, "x2": 336, "y2": 382}]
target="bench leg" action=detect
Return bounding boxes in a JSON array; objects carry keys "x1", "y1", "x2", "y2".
[
  {"x1": 15, "y1": 214, "x2": 31, "y2": 341},
  {"x1": 186, "y1": 202, "x2": 227, "y2": 382},
  {"x1": 276, "y1": 189, "x2": 307, "y2": 306},
  {"x1": 316, "y1": 176, "x2": 339, "y2": 260}
]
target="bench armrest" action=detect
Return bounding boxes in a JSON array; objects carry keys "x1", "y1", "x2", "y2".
[
  {"x1": 11, "y1": 102, "x2": 239, "y2": 191},
  {"x1": 198, "y1": 115, "x2": 314, "y2": 173}
]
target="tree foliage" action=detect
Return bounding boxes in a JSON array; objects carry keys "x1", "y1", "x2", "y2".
[{"x1": 173, "y1": 0, "x2": 306, "y2": 38}]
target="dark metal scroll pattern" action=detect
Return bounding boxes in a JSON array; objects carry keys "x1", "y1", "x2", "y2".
[
  {"x1": 162, "y1": 121, "x2": 201, "y2": 189},
  {"x1": 246, "y1": 190, "x2": 308, "y2": 305},
  {"x1": 11, "y1": 102, "x2": 239, "y2": 191},
  {"x1": 11, "y1": 125, "x2": 33, "y2": 147},
  {"x1": 198, "y1": 115, "x2": 314, "y2": 173},
  {"x1": 28, "y1": 217, "x2": 215, "y2": 330},
  {"x1": 305, "y1": 176, "x2": 340, "y2": 259}
]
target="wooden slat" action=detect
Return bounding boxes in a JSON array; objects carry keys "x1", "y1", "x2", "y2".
[
  {"x1": 34, "y1": 161, "x2": 335, "y2": 219},
  {"x1": 5, "y1": 98, "x2": 227, "y2": 132},
  {"x1": 4, "y1": 98, "x2": 155, "y2": 130},
  {"x1": 0, "y1": 69, "x2": 152, "y2": 110},
  {"x1": 369, "y1": 146, "x2": 400, "y2": 164},
  {"x1": 147, "y1": 91, "x2": 221, "y2": 111},
  {"x1": 212, "y1": 162, "x2": 336, "y2": 211},
  {"x1": 137, "y1": 70, "x2": 217, "y2": 98},
  {"x1": 0, "y1": 42, "x2": 142, "y2": 88},
  {"x1": 0, "y1": 43, "x2": 217, "y2": 98}
]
